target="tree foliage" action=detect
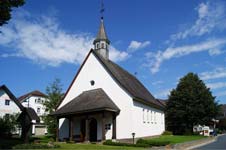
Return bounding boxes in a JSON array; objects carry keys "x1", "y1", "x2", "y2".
[
  {"x1": 43, "y1": 78, "x2": 63, "y2": 137},
  {"x1": 0, "y1": 113, "x2": 20, "y2": 137},
  {"x1": 166, "y1": 72, "x2": 219, "y2": 135},
  {"x1": 0, "y1": 0, "x2": 25, "y2": 26}
]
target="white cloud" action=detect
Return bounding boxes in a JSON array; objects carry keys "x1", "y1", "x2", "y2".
[
  {"x1": 171, "y1": 1, "x2": 226, "y2": 40},
  {"x1": 128, "y1": 40, "x2": 150, "y2": 52},
  {"x1": 208, "y1": 48, "x2": 224, "y2": 56},
  {"x1": 154, "y1": 88, "x2": 172, "y2": 98},
  {"x1": 145, "y1": 39, "x2": 226, "y2": 73},
  {"x1": 0, "y1": 10, "x2": 128, "y2": 66},
  {"x1": 200, "y1": 67, "x2": 226, "y2": 80},
  {"x1": 152, "y1": 80, "x2": 164, "y2": 86},
  {"x1": 206, "y1": 82, "x2": 226, "y2": 90},
  {"x1": 109, "y1": 46, "x2": 129, "y2": 62}
]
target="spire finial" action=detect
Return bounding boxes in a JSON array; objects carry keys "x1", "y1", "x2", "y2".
[{"x1": 100, "y1": 0, "x2": 104, "y2": 20}]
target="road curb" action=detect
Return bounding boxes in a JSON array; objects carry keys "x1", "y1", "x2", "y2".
[{"x1": 171, "y1": 134, "x2": 226, "y2": 150}]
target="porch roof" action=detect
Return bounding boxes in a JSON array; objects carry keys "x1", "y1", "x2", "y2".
[{"x1": 52, "y1": 88, "x2": 120, "y2": 117}]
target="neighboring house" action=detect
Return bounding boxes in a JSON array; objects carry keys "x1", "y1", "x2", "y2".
[
  {"x1": 18, "y1": 90, "x2": 48, "y2": 135},
  {"x1": 0, "y1": 85, "x2": 22, "y2": 117},
  {"x1": 0, "y1": 85, "x2": 39, "y2": 140},
  {"x1": 52, "y1": 17, "x2": 165, "y2": 142}
]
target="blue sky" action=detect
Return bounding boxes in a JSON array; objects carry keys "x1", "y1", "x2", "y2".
[{"x1": 0, "y1": 0, "x2": 226, "y2": 103}]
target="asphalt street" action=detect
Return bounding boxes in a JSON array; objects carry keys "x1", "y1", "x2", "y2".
[{"x1": 194, "y1": 134, "x2": 226, "y2": 150}]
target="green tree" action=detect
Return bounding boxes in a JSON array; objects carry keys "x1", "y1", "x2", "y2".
[
  {"x1": 166, "y1": 72, "x2": 219, "y2": 135},
  {"x1": 0, "y1": 113, "x2": 20, "y2": 137},
  {"x1": 0, "y1": 0, "x2": 25, "y2": 26},
  {"x1": 43, "y1": 78, "x2": 63, "y2": 137}
]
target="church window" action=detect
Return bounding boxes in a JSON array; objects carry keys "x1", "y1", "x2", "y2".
[
  {"x1": 143, "y1": 108, "x2": 145, "y2": 123},
  {"x1": 101, "y1": 43, "x2": 105, "y2": 48},
  {"x1": 154, "y1": 112, "x2": 156, "y2": 123},
  {"x1": 96, "y1": 43, "x2": 99, "y2": 49},
  {"x1": 147, "y1": 110, "x2": 149, "y2": 123},
  {"x1": 105, "y1": 124, "x2": 111, "y2": 130},
  {"x1": 90, "y1": 80, "x2": 95, "y2": 86}
]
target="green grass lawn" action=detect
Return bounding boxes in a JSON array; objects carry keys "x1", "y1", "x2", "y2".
[
  {"x1": 56, "y1": 143, "x2": 145, "y2": 150},
  {"x1": 0, "y1": 135, "x2": 206, "y2": 149},
  {"x1": 148, "y1": 135, "x2": 206, "y2": 144}
]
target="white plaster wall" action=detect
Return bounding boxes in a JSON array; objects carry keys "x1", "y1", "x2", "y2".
[
  {"x1": 58, "y1": 52, "x2": 134, "y2": 139},
  {"x1": 21, "y1": 96, "x2": 47, "y2": 117},
  {"x1": 132, "y1": 101, "x2": 165, "y2": 138},
  {"x1": 0, "y1": 89, "x2": 21, "y2": 117}
]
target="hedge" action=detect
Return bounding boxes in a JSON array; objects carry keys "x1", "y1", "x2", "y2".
[
  {"x1": 136, "y1": 138, "x2": 170, "y2": 146},
  {"x1": 103, "y1": 140, "x2": 149, "y2": 147},
  {"x1": 13, "y1": 143, "x2": 60, "y2": 149}
]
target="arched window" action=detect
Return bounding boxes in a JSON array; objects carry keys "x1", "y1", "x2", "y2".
[
  {"x1": 101, "y1": 43, "x2": 105, "y2": 48},
  {"x1": 96, "y1": 43, "x2": 99, "y2": 49}
]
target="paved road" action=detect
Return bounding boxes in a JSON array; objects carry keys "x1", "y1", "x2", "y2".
[{"x1": 194, "y1": 134, "x2": 226, "y2": 150}]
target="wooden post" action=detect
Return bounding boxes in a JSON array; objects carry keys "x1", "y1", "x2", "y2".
[
  {"x1": 85, "y1": 118, "x2": 89, "y2": 142},
  {"x1": 56, "y1": 117, "x2": 59, "y2": 142},
  {"x1": 112, "y1": 113, "x2": 116, "y2": 139},
  {"x1": 69, "y1": 117, "x2": 74, "y2": 142},
  {"x1": 102, "y1": 112, "x2": 106, "y2": 141}
]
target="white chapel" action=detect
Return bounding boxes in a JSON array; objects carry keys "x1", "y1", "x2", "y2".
[{"x1": 52, "y1": 15, "x2": 165, "y2": 142}]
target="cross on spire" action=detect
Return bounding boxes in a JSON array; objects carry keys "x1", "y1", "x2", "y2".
[{"x1": 100, "y1": 0, "x2": 105, "y2": 19}]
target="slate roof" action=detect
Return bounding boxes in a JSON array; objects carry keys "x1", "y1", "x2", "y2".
[
  {"x1": 92, "y1": 50, "x2": 164, "y2": 109},
  {"x1": 52, "y1": 88, "x2": 120, "y2": 116},
  {"x1": 18, "y1": 90, "x2": 47, "y2": 102}
]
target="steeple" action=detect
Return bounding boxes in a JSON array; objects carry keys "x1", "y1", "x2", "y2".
[{"x1": 93, "y1": 1, "x2": 110, "y2": 59}]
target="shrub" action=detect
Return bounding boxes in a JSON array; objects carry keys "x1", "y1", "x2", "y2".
[
  {"x1": 103, "y1": 140, "x2": 149, "y2": 147},
  {"x1": 13, "y1": 143, "x2": 60, "y2": 149},
  {"x1": 0, "y1": 114, "x2": 20, "y2": 138},
  {"x1": 136, "y1": 138, "x2": 170, "y2": 146},
  {"x1": 162, "y1": 131, "x2": 173, "y2": 135}
]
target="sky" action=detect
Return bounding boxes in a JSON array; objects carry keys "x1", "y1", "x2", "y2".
[{"x1": 0, "y1": 0, "x2": 226, "y2": 103}]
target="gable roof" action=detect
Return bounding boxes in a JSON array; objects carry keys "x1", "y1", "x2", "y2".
[
  {"x1": 57, "y1": 49, "x2": 164, "y2": 110},
  {"x1": 18, "y1": 90, "x2": 47, "y2": 102},
  {"x1": 92, "y1": 50, "x2": 164, "y2": 110},
  {"x1": 0, "y1": 85, "x2": 24, "y2": 111},
  {"x1": 52, "y1": 88, "x2": 120, "y2": 117},
  {"x1": 25, "y1": 107, "x2": 40, "y2": 122}
]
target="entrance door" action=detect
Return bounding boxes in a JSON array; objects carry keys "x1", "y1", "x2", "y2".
[{"x1": 89, "y1": 118, "x2": 97, "y2": 142}]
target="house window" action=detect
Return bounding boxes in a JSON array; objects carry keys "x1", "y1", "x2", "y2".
[
  {"x1": 37, "y1": 107, "x2": 41, "y2": 113},
  {"x1": 36, "y1": 98, "x2": 41, "y2": 103},
  {"x1": 143, "y1": 109, "x2": 145, "y2": 123},
  {"x1": 5, "y1": 100, "x2": 10, "y2": 105}
]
